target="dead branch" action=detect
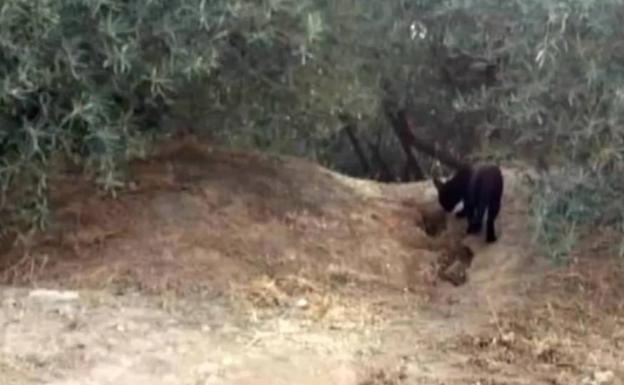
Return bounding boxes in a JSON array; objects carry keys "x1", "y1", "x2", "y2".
[
  {"x1": 365, "y1": 135, "x2": 395, "y2": 182},
  {"x1": 342, "y1": 123, "x2": 373, "y2": 177},
  {"x1": 398, "y1": 110, "x2": 466, "y2": 170},
  {"x1": 384, "y1": 106, "x2": 425, "y2": 181}
]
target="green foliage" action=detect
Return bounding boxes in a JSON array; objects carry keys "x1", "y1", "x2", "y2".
[
  {"x1": 0, "y1": 0, "x2": 322, "y2": 232},
  {"x1": 1, "y1": 0, "x2": 624, "y2": 262},
  {"x1": 312, "y1": 0, "x2": 624, "y2": 261},
  {"x1": 488, "y1": 0, "x2": 624, "y2": 261},
  {"x1": 349, "y1": 0, "x2": 624, "y2": 261},
  {"x1": 530, "y1": 169, "x2": 610, "y2": 263}
]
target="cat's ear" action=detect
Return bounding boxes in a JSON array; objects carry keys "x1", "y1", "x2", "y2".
[{"x1": 433, "y1": 177, "x2": 443, "y2": 191}]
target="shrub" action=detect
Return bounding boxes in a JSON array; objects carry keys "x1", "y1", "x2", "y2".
[{"x1": 0, "y1": 0, "x2": 322, "y2": 233}]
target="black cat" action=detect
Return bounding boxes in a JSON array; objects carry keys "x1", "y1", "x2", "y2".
[{"x1": 433, "y1": 164, "x2": 504, "y2": 243}]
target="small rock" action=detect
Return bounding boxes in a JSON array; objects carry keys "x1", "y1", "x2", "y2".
[
  {"x1": 2, "y1": 298, "x2": 18, "y2": 308},
  {"x1": 595, "y1": 371, "x2": 614, "y2": 383},
  {"x1": 581, "y1": 370, "x2": 615, "y2": 385},
  {"x1": 29, "y1": 289, "x2": 79, "y2": 302},
  {"x1": 501, "y1": 331, "x2": 515, "y2": 346},
  {"x1": 295, "y1": 298, "x2": 309, "y2": 309},
  {"x1": 439, "y1": 260, "x2": 467, "y2": 286}
]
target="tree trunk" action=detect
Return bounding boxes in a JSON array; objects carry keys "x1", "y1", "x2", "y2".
[
  {"x1": 385, "y1": 107, "x2": 425, "y2": 181},
  {"x1": 365, "y1": 137, "x2": 395, "y2": 182},
  {"x1": 343, "y1": 123, "x2": 372, "y2": 177}
]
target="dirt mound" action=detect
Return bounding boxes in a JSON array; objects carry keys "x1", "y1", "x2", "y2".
[
  {"x1": 1, "y1": 138, "x2": 621, "y2": 385},
  {"x1": 1, "y1": 137, "x2": 538, "y2": 311}
]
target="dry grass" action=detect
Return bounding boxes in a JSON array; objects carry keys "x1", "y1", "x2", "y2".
[
  {"x1": 358, "y1": 366, "x2": 408, "y2": 385},
  {"x1": 0, "y1": 139, "x2": 441, "y2": 300},
  {"x1": 448, "y1": 255, "x2": 624, "y2": 383},
  {"x1": 0, "y1": 138, "x2": 621, "y2": 384}
]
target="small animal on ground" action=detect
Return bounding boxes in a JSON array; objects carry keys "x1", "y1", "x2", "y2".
[{"x1": 433, "y1": 164, "x2": 504, "y2": 243}]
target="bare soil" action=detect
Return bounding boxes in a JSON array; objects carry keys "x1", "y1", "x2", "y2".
[{"x1": 0, "y1": 138, "x2": 622, "y2": 385}]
